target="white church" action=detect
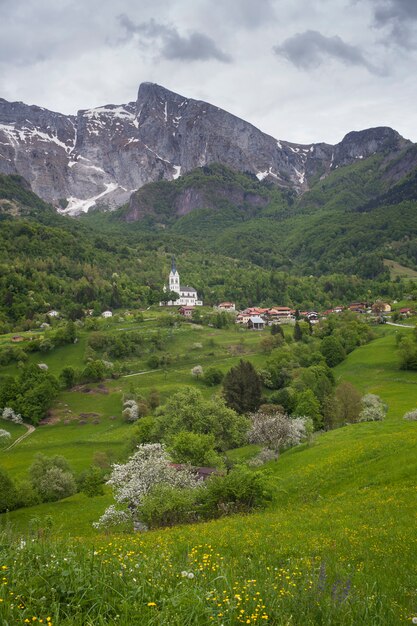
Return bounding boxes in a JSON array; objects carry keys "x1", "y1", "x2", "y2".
[{"x1": 161, "y1": 257, "x2": 203, "y2": 307}]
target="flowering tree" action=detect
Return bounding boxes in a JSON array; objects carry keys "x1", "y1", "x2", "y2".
[
  {"x1": 1, "y1": 407, "x2": 23, "y2": 424},
  {"x1": 191, "y1": 365, "x2": 203, "y2": 379},
  {"x1": 94, "y1": 443, "x2": 200, "y2": 530},
  {"x1": 122, "y1": 399, "x2": 139, "y2": 422},
  {"x1": 359, "y1": 394, "x2": 387, "y2": 422},
  {"x1": 0, "y1": 428, "x2": 11, "y2": 440},
  {"x1": 248, "y1": 410, "x2": 311, "y2": 453},
  {"x1": 403, "y1": 409, "x2": 417, "y2": 421}
]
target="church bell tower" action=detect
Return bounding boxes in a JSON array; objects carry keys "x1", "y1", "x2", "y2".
[{"x1": 169, "y1": 256, "x2": 180, "y2": 294}]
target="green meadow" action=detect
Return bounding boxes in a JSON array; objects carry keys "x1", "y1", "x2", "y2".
[{"x1": 1, "y1": 320, "x2": 417, "y2": 624}]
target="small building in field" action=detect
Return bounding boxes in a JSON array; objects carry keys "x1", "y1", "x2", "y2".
[
  {"x1": 11, "y1": 335, "x2": 25, "y2": 343},
  {"x1": 399, "y1": 307, "x2": 412, "y2": 317},
  {"x1": 247, "y1": 316, "x2": 265, "y2": 330},
  {"x1": 102, "y1": 310, "x2": 113, "y2": 318},
  {"x1": 178, "y1": 306, "x2": 194, "y2": 318},
  {"x1": 170, "y1": 464, "x2": 221, "y2": 481}
]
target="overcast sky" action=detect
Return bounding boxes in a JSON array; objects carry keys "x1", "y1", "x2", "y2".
[{"x1": 1, "y1": 0, "x2": 416, "y2": 144}]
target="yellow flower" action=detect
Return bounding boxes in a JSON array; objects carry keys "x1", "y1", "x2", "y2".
[{"x1": 147, "y1": 602, "x2": 157, "y2": 607}]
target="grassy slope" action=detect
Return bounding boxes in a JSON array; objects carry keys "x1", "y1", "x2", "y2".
[
  {"x1": 0, "y1": 319, "x2": 267, "y2": 479},
  {"x1": 1, "y1": 330, "x2": 416, "y2": 624}
]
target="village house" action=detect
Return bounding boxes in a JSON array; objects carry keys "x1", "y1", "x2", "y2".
[
  {"x1": 216, "y1": 302, "x2": 236, "y2": 312},
  {"x1": 178, "y1": 306, "x2": 194, "y2": 318},
  {"x1": 236, "y1": 312, "x2": 252, "y2": 325},
  {"x1": 161, "y1": 257, "x2": 203, "y2": 307},
  {"x1": 348, "y1": 302, "x2": 367, "y2": 313},
  {"x1": 247, "y1": 315, "x2": 265, "y2": 330},
  {"x1": 302, "y1": 311, "x2": 319, "y2": 324},
  {"x1": 267, "y1": 307, "x2": 295, "y2": 324}
]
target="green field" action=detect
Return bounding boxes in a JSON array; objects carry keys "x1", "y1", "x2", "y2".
[
  {"x1": 1, "y1": 321, "x2": 417, "y2": 624},
  {"x1": 384, "y1": 258, "x2": 417, "y2": 280}
]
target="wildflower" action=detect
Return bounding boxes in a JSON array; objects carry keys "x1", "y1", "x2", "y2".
[{"x1": 147, "y1": 602, "x2": 157, "y2": 607}]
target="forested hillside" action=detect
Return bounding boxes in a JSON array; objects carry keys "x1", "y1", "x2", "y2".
[
  {"x1": 0, "y1": 163, "x2": 416, "y2": 329},
  {"x1": 115, "y1": 151, "x2": 417, "y2": 277}
]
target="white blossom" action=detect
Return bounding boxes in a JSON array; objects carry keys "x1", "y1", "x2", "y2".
[
  {"x1": 248, "y1": 411, "x2": 310, "y2": 452},
  {"x1": 0, "y1": 428, "x2": 11, "y2": 440},
  {"x1": 122, "y1": 400, "x2": 139, "y2": 422},
  {"x1": 403, "y1": 408, "x2": 417, "y2": 421},
  {"x1": 1, "y1": 407, "x2": 23, "y2": 424},
  {"x1": 94, "y1": 444, "x2": 200, "y2": 530},
  {"x1": 93, "y1": 505, "x2": 132, "y2": 530},
  {"x1": 359, "y1": 394, "x2": 387, "y2": 422}
]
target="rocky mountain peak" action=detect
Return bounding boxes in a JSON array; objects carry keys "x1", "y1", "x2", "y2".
[
  {"x1": 0, "y1": 83, "x2": 412, "y2": 215},
  {"x1": 333, "y1": 126, "x2": 408, "y2": 168}
]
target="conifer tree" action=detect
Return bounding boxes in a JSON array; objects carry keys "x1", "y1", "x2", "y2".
[
  {"x1": 293, "y1": 321, "x2": 303, "y2": 342},
  {"x1": 223, "y1": 359, "x2": 262, "y2": 414}
]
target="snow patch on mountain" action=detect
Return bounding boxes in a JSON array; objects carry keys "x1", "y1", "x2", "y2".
[{"x1": 63, "y1": 182, "x2": 119, "y2": 215}]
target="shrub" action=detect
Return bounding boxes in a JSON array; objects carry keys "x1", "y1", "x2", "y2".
[
  {"x1": 78, "y1": 465, "x2": 105, "y2": 497},
  {"x1": 403, "y1": 408, "x2": 417, "y2": 421},
  {"x1": 0, "y1": 428, "x2": 11, "y2": 441},
  {"x1": 200, "y1": 467, "x2": 272, "y2": 517},
  {"x1": 92, "y1": 504, "x2": 132, "y2": 532},
  {"x1": 36, "y1": 467, "x2": 77, "y2": 502},
  {"x1": 29, "y1": 453, "x2": 77, "y2": 502},
  {"x1": 204, "y1": 367, "x2": 224, "y2": 386},
  {"x1": 294, "y1": 389, "x2": 323, "y2": 430},
  {"x1": 139, "y1": 484, "x2": 201, "y2": 529},
  {"x1": 359, "y1": 394, "x2": 387, "y2": 422},
  {"x1": 0, "y1": 467, "x2": 18, "y2": 512},
  {"x1": 248, "y1": 447, "x2": 279, "y2": 467},
  {"x1": 130, "y1": 416, "x2": 158, "y2": 447},
  {"x1": 169, "y1": 431, "x2": 223, "y2": 468},
  {"x1": 16, "y1": 480, "x2": 41, "y2": 508}
]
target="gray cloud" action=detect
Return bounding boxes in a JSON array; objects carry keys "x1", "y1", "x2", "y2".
[
  {"x1": 368, "y1": 0, "x2": 417, "y2": 48},
  {"x1": 117, "y1": 15, "x2": 232, "y2": 63},
  {"x1": 216, "y1": 0, "x2": 276, "y2": 30},
  {"x1": 273, "y1": 29, "x2": 385, "y2": 75}
]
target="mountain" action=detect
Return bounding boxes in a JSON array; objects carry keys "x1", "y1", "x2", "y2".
[{"x1": 0, "y1": 83, "x2": 411, "y2": 214}]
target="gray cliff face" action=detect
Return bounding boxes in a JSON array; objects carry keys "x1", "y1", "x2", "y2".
[{"x1": 0, "y1": 85, "x2": 411, "y2": 215}]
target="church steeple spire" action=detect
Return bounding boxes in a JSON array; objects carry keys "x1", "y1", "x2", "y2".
[{"x1": 171, "y1": 255, "x2": 177, "y2": 274}]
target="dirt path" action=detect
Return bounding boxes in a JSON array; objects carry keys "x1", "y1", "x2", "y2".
[{"x1": 4, "y1": 423, "x2": 35, "y2": 451}]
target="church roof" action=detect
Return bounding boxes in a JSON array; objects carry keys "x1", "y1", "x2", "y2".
[{"x1": 181, "y1": 286, "x2": 197, "y2": 293}]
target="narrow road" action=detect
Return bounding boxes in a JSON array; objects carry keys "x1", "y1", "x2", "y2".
[
  {"x1": 386, "y1": 321, "x2": 414, "y2": 328},
  {"x1": 4, "y1": 423, "x2": 35, "y2": 451}
]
